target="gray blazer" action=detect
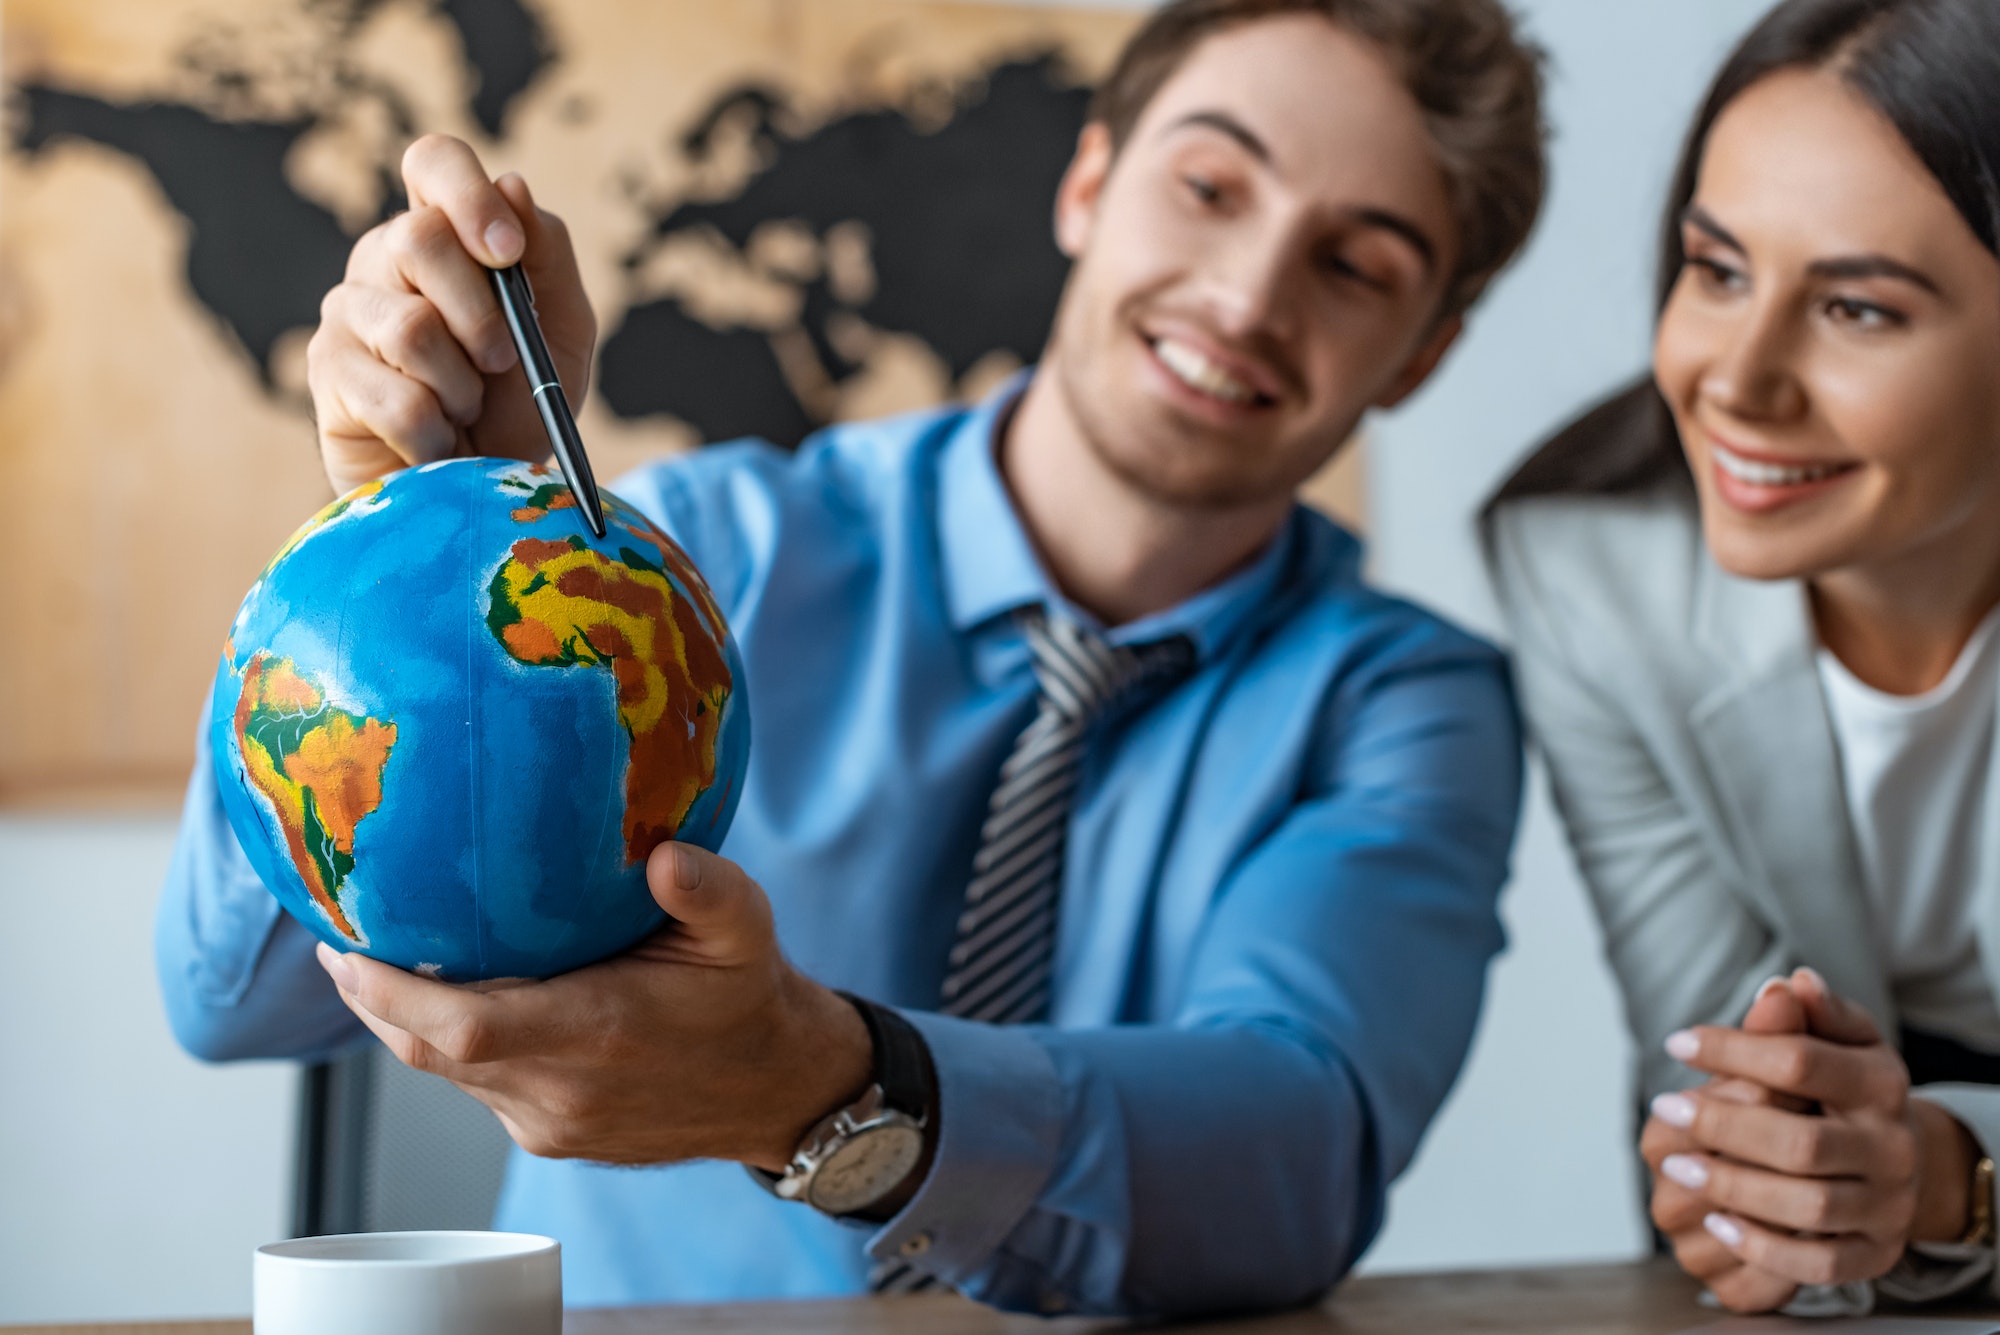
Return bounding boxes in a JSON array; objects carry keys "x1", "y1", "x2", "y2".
[{"x1": 1485, "y1": 474, "x2": 2000, "y2": 1160}]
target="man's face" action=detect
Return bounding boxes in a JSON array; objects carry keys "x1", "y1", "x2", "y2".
[{"x1": 1045, "y1": 14, "x2": 1463, "y2": 509}]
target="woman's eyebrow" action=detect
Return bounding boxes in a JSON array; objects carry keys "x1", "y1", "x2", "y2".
[
  {"x1": 1682, "y1": 204, "x2": 1745, "y2": 252},
  {"x1": 1808, "y1": 254, "x2": 1941, "y2": 295},
  {"x1": 1687, "y1": 203, "x2": 1941, "y2": 294}
]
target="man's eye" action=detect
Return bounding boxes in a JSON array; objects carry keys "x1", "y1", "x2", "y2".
[
  {"x1": 1316, "y1": 252, "x2": 1387, "y2": 292},
  {"x1": 1826, "y1": 297, "x2": 1904, "y2": 330}
]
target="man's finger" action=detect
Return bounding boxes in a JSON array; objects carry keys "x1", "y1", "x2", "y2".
[
  {"x1": 317, "y1": 944, "x2": 511, "y2": 1065},
  {"x1": 1665, "y1": 1027, "x2": 1901, "y2": 1109},
  {"x1": 328, "y1": 284, "x2": 487, "y2": 427},
  {"x1": 646, "y1": 843, "x2": 776, "y2": 965},
  {"x1": 321, "y1": 335, "x2": 460, "y2": 466},
  {"x1": 402, "y1": 133, "x2": 524, "y2": 267}
]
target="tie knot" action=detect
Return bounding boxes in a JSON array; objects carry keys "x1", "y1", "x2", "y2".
[{"x1": 1019, "y1": 607, "x2": 1195, "y2": 723}]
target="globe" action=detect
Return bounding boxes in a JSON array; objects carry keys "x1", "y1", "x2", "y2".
[{"x1": 210, "y1": 457, "x2": 750, "y2": 982}]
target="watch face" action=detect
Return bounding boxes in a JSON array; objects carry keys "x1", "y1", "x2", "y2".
[{"x1": 807, "y1": 1123, "x2": 925, "y2": 1216}]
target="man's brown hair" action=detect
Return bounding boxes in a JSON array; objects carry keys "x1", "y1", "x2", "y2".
[{"x1": 1090, "y1": 0, "x2": 1548, "y2": 317}]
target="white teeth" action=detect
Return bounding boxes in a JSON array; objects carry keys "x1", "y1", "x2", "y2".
[
  {"x1": 1153, "y1": 337, "x2": 1258, "y2": 405},
  {"x1": 1713, "y1": 443, "x2": 1848, "y2": 487}
]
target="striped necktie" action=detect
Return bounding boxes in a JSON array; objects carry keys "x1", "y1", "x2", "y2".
[
  {"x1": 938, "y1": 608, "x2": 1196, "y2": 1023},
  {"x1": 873, "y1": 608, "x2": 1193, "y2": 1293}
]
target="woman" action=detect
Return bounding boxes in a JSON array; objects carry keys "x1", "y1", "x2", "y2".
[{"x1": 1486, "y1": 0, "x2": 2000, "y2": 1315}]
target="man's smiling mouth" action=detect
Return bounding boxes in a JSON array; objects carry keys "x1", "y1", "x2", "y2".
[{"x1": 1149, "y1": 335, "x2": 1277, "y2": 407}]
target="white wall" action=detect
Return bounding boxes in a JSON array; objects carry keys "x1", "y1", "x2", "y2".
[
  {"x1": 0, "y1": 0, "x2": 1779, "y2": 1321},
  {"x1": 0, "y1": 816, "x2": 294, "y2": 1323}
]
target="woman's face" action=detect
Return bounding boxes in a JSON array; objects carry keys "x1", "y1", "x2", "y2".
[{"x1": 1654, "y1": 68, "x2": 2000, "y2": 585}]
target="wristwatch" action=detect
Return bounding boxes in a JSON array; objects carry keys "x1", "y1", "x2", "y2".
[
  {"x1": 753, "y1": 992, "x2": 936, "y2": 1219},
  {"x1": 1957, "y1": 1154, "x2": 1996, "y2": 1248}
]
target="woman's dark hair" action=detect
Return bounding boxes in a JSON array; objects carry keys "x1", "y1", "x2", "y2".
[{"x1": 1488, "y1": 0, "x2": 2000, "y2": 511}]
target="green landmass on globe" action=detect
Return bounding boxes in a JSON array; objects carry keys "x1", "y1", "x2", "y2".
[{"x1": 231, "y1": 652, "x2": 397, "y2": 945}]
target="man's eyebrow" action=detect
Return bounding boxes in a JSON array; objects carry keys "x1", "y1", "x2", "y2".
[
  {"x1": 1164, "y1": 110, "x2": 1438, "y2": 273},
  {"x1": 1685, "y1": 204, "x2": 1940, "y2": 294},
  {"x1": 1164, "y1": 109, "x2": 1272, "y2": 163}
]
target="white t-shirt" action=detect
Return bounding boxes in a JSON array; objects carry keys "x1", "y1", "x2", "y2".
[{"x1": 1817, "y1": 605, "x2": 2000, "y2": 1050}]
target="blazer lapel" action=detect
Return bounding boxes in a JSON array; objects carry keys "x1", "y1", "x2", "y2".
[{"x1": 1685, "y1": 556, "x2": 1894, "y2": 1031}]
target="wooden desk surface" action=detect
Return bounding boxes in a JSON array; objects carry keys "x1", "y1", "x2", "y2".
[{"x1": 6, "y1": 1258, "x2": 1720, "y2": 1335}]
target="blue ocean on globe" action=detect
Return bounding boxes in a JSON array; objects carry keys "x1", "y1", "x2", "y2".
[{"x1": 209, "y1": 457, "x2": 750, "y2": 981}]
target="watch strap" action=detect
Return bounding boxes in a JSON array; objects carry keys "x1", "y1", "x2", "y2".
[{"x1": 833, "y1": 991, "x2": 934, "y2": 1126}]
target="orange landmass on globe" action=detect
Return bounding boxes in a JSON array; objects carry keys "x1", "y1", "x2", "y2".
[
  {"x1": 232, "y1": 653, "x2": 397, "y2": 943},
  {"x1": 485, "y1": 535, "x2": 731, "y2": 861}
]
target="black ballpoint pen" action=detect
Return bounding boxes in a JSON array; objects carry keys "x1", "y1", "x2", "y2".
[{"x1": 489, "y1": 263, "x2": 607, "y2": 537}]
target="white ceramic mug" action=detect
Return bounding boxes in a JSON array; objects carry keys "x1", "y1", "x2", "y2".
[{"x1": 253, "y1": 1230, "x2": 561, "y2": 1335}]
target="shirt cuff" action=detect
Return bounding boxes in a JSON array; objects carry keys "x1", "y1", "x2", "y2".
[{"x1": 865, "y1": 1010, "x2": 1062, "y2": 1286}]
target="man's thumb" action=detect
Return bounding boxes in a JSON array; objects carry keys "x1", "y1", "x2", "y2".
[{"x1": 645, "y1": 843, "x2": 771, "y2": 955}]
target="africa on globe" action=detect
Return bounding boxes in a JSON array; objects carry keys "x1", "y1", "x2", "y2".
[{"x1": 210, "y1": 458, "x2": 750, "y2": 982}]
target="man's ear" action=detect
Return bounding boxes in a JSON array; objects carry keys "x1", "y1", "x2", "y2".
[
  {"x1": 1054, "y1": 122, "x2": 1115, "y2": 260},
  {"x1": 1374, "y1": 313, "x2": 1464, "y2": 410}
]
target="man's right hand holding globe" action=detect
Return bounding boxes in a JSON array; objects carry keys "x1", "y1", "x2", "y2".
[{"x1": 306, "y1": 134, "x2": 596, "y2": 498}]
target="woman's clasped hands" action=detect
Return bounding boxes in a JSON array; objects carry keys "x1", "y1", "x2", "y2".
[{"x1": 1641, "y1": 968, "x2": 1983, "y2": 1313}]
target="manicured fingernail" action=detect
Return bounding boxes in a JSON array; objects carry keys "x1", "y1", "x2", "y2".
[
  {"x1": 1755, "y1": 975, "x2": 1788, "y2": 1001},
  {"x1": 1662, "y1": 1154, "x2": 1709, "y2": 1190},
  {"x1": 1652, "y1": 1093, "x2": 1697, "y2": 1128},
  {"x1": 316, "y1": 941, "x2": 358, "y2": 993},
  {"x1": 1795, "y1": 966, "x2": 1827, "y2": 993},
  {"x1": 1665, "y1": 1030, "x2": 1700, "y2": 1061},
  {"x1": 484, "y1": 219, "x2": 523, "y2": 262},
  {"x1": 1704, "y1": 1213, "x2": 1744, "y2": 1248}
]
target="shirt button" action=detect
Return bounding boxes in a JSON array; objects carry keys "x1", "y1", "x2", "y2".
[{"x1": 899, "y1": 1231, "x2": 933, "y2": 1257}]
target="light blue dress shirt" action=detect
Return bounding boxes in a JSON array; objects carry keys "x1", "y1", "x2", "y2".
[{"x1": 157, "y1": 375, "x2": 1523, "y2": 1318}]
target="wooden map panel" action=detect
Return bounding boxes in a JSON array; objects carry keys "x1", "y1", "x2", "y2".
[{"x1": 0, "y1": 0, "x2": 1364, "y2": 808}]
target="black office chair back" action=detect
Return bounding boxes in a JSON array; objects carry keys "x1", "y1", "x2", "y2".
[{"x1": 294, "y1": 1042, "x2": 515, "y2": 1236}]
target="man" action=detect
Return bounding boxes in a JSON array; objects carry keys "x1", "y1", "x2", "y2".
[{"x1": 159, "y1": 0, "x2": 1545, "y2": 1316}]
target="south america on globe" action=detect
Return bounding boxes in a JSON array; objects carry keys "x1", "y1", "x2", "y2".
[{"x1": 210, "y1": 459, "x2": 749, "y2": 982}]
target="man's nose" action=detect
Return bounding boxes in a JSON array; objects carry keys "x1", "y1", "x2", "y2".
[{"x1": 1203, "y1": 220, "x2": 1300, "y2": 340}]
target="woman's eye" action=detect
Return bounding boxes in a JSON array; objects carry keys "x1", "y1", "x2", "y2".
[
  {"x1": 1182, "y1": 174, "x2": 1221, "y2": 205},
  {"x1": 1826, "y1": 296, "x2": 1904, "y2": 330},
  {"x1": 1688, "y1": 256, "x2": 1745, "y2": 293}
]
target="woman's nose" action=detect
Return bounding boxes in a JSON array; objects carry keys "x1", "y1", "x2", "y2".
[{"x1": 1700, "y1": 303, "x2": 1808, "y2": 422}]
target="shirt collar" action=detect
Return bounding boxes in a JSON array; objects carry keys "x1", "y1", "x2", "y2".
[{"x1": 936, "y1": 369, "x2": 1298, "y2": 665}]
